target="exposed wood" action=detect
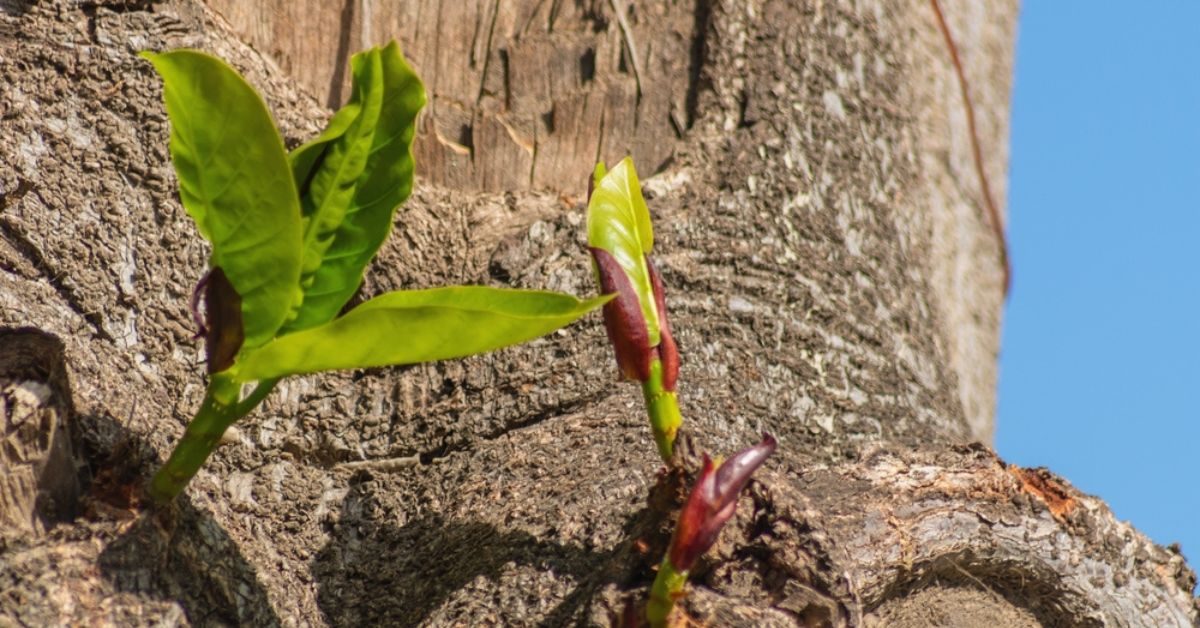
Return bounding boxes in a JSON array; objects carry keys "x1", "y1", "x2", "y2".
[
  {"x1": 206, "y1": 0, "x2": 695, "y2": 196},
  {"x1": 0, "y1": 328, "x2": 80, "y2": 536}
]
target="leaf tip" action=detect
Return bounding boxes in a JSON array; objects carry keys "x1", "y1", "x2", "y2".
[
  {"x1": 590, "y1": 292, "x2": 618, "y2": 309},
  {"x1": 592, "y1": 162, "x2": 608, "y2": 193}
]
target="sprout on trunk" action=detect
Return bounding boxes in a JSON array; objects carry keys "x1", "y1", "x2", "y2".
[
  {"x1": 586, "y1": 158, "x2": 683, "y2": 461},
  {"x1": 647, "y1": 433, "x2": 778, "y2": 627},
  {"x1": 669, "y1": 433, "x2": 777, "y2": 571}
]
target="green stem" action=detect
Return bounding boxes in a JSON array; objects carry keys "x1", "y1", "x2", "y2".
[
  {"x1": 646, "y1": 557, "x2": 688, "y2": 628},
  {"x1": 235, "y1": 377, "x2": 279, "y2": 415},
  {"x1": 641, "y1": 359, "x2": 682, "y2": 462},
  {"x1": 146, "y1": 375, "x2": 276, "y2": 504}
]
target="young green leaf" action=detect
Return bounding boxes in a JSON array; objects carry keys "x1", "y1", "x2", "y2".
[
  {"x1": 141, "y1": 50, "x2": 304, "y2": 350},
  {"x1": 232, "y1": 287, "x2": 611, "y2": 381},
  {"x1": 587, "y1": 157, "x2": 660, "y2": 346},
  {"x1": 289, "y1": 103, "x2": 362, "y2": 193},
  {"x1": 281, "y1": 41, "x2": 427, "y2": 333}
]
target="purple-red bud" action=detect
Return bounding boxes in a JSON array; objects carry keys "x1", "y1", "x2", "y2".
[
  {"x1": 667, "y1": 433, "x2": 777, "y2": 572},
  {"x1": 191, "y1": 270, "x2": 212, "y2": 339},
  {"x1": 590, "y1": 247, "x2": 656, "y2": 382},
  {"x1": 589, "y1": 248, "x2": 680, "y2": 387}
]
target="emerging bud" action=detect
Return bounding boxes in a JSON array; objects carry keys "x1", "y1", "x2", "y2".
[
  {"x1": 590, "y1": 247, "x2": 655, "y2": 382},
  {"x1": 590, "y1": 249, "x2": 680, "y2": 390},
  {"x1": 586, "y1": 157, "x2": 679, "y2": 389},
  {"x1": 587, "y1": 157, "x2": 684, "y2": 461},
  {"x1": 667, "y1": 433, "x2": 777, "y2": 571}
]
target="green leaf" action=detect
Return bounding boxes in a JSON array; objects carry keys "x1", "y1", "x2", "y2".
[
  {"x1": 586, "y1": 157, "x2": 660, "y2": 345},
  {"x1": 281, "y1": 41, "x2": 427, "y2": 333},
  {"x1": 231, "y1": 287, "x2": 611, "y2": 381},
  {"x1": 142, "y1": 50, "x2": 303, "y2": 349},
  {"x1": 289, "y1": 103, "x2": 362, "y2": 194}
]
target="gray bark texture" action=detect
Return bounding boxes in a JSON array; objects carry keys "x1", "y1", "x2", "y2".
[{"x1": 1, "y1": 0, "x2": 1197, "y2": 626}]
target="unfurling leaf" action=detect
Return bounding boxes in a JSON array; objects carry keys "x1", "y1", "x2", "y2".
[
  {"x1": 232, "y1": 287, "x2": 611, "y2": 382},
  {"x1": 588, "y1": 159, "x2": 660, "y2": 342},
  {"x1": 141, "y1": 50, "x2": 303, "y2": 350},
  {"x1": 282, "y1": 41, "x2": 426, "y2": 333},
  {"x1": 587, "y1": 157, "x2": 678, "y2": 388}
]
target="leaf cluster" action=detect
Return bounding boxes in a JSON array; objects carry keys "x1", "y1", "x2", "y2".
[{"x1": 143, "y1": 44, "x2": 606, "y2": 384}]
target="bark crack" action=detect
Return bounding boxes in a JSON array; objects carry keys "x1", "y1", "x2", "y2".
[
  {"x1": 417, "y1": 388, "x2": 614, "y2": 465},
  {"x1": 473, "y1": 0, "x2": 501, "y2": 108},
  {"x1": 609, "y1": 0, "x2": 644, "y2": 105},
  {"x1": 684, "y1": 0, "x2": 714, "y2": 129},
  {"x1": 325, "y1": 0, "x2": 357, "y2": 109},
  {"x1": 928, "y1": 0, "x2": 1010, "y2": 296},
  {"x1": 0, "y1": 209, "x2": 114, "y2": 343}
]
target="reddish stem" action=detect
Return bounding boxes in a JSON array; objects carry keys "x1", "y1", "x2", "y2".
[
  {"x1": 190, "y1": 270, "x2": 212, "y2": 339},
  {"x1": 929, "y1": 0, "x2": 1012, "y2": 297}
]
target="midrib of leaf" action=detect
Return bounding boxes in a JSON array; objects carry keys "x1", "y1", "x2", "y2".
[
  {"x1": 233, "y1": 289, "x2": 608, "y2": 382},
  {"x1": 192, "y1": 114, "x2": 234, "y2": 172},
  {"x1": 352, "y1": 173, "x2": 409, "y2": 212},
  {"x1": 302, "y1": 109, "x2": 373, "y2": 253},
  {"x1": 199, "y1": 149, "x2": 254, "y2": 218}
]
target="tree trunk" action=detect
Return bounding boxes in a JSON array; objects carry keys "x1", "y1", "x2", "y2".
[{"x1": 1, "y1": 0, "x2": 1195, "y2": 626}]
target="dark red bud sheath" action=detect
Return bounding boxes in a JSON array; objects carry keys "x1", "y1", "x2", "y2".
[
  {"x1": 713, "y1": 432, "x2": 776, "y2": 497},
  {"x1": 590, "y1": 247, "x2": 655, "y2": 382},
  {"x1": 668, "y1": 433, "x2": 777, "y2": 571},
  {"x1": 203, "y1": 267, "x2": 245, "y2": 374},
  {"x1": 645, "y1": 256, "x2": 679, "y2": 391}
]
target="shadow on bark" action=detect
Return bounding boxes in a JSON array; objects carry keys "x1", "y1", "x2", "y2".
[
  {"x1": 869, "y1": 552, "x2": 1093, "y2": 628},
  {"x1": 311, "y1": 473, "x2": 673, "y2": 627},
  {"x1": 0, "y1": 0, "x2": 33, "y2": 17},
  {"x1": 88, "y1": 411, "x2": 283, "y2": 627},
  {"x1": 0, "y1": 326, "x2": 280, "y2": 623}
]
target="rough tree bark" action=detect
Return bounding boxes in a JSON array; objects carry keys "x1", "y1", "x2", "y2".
[{"x1": 1, "y1": 0, "x2": 1196, "y2": 626}]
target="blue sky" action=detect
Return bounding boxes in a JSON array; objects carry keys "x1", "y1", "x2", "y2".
[{"x1": 997, "y1": 2, "x2": 1200, "y2": 572}]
